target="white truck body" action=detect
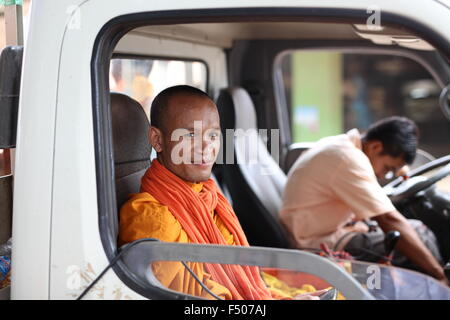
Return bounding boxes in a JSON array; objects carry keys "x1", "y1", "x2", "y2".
[{"x1": 4, "y1": 0, "x2": 450, "y2": 299}]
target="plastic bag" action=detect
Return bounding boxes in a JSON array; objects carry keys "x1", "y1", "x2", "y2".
[
  {"x1": 0, "y1": 256, "x2": 10, "y2": 282},
  {"x1": 0, "y1": 238, "x2": 12, "y2": 288},
  {"x1": 0, "y1": 238, "x2": 12, "y2": 257}
]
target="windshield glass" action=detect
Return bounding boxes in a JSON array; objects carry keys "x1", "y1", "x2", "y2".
[
  {"x1": 336, "y1": 259, "x2": 450, "y2": 300},
  {"x1": 145, "y1": 258, "x2": 450, "y2": 300}
]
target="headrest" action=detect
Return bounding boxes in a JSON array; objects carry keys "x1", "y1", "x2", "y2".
[
  {"x1": 217, "y1": 87, "x2": 258, "y2": 131},
  {"x1": 216, "y1": 87, "x2": 287, "y2": 213},
  {"x1": 111, "y1": 92, "x2": 151, "y2": 179}
]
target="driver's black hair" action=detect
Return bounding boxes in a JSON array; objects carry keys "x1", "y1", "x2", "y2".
[
  {"x1": 362, "y1": 116, "x2": 419, "y2": 164},
  {"x1": 150, "y1": 85, "x2": 212, "y2": 131}
]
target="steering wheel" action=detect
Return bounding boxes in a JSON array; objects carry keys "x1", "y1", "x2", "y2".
[{"x1": 384, "y1": 155, "x2": 450, "y2": 205}]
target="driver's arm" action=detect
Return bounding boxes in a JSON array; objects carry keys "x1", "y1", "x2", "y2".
[{"x1": 373, "y1": 210, "x2": 447, "y2": 283}]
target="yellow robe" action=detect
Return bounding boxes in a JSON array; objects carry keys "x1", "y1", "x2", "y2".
[{"x1": 119, "y1": 183, "x2": 234, "y2": 299}]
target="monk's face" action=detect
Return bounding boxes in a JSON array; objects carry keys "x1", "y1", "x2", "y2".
[{"x1": 150, "y1": 94, "x2": 221, "y2": 183}]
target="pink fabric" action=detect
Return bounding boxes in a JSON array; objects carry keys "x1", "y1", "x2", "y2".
[{"x1": 280, "y1": 129, "x2": 395, "y2": 250}]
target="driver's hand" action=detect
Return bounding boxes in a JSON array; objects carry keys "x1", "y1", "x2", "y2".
[
  {"x1": 396, "y1": 165, "x2": 410, "y2": 179},
  {"x1": 437, "y1": 275, "x2": 449, "y2": 287},
  {"x1": 293, "y1": 289, "x2": 329, "y2": 300}
]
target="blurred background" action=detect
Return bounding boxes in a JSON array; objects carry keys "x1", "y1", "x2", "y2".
[{"x1": 280, "y1": 51, "x2": 450, "y2": 158}]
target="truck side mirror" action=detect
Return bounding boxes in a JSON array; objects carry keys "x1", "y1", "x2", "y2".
[{"x1": 0, "y1": 46, "x2": 23, "y2": 148}]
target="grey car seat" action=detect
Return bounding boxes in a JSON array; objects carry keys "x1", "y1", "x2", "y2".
[
  {"x1": 111, "y1": 92, "x2": 152, "y2": 241},
  {"x1": 216, "y1": 87, "x2": 290, "y2": 248}
]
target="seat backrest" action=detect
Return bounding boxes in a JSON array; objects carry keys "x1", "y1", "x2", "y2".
[
  {"x1": 111, "y1": 92, "x2": 152, "y2": 240},
  {"x1": 216, "y1": 87, "x2": 290, "y2": 248}
]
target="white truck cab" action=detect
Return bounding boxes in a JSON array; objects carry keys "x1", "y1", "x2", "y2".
[{"x1": 1, "y1": 0, "x2": 450, "y2": 300}]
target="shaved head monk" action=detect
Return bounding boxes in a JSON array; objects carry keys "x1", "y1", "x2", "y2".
[
  {"x1": 148, "y1": 85, "x2": 221, "y2": 182},
  {"x1": 118, "y1": 85, "x2": 322, "y2": 300}
]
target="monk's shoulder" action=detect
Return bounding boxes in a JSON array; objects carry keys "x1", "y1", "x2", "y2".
[
  {"x1": 119, "y1": 192, "x2": 186, "y2": 243},
  {"x1": 120, "y1": 192, "x2": 165, "y2": 219},
  {"x1": 121, "y1": 192, "x2": 163, "y2": 210}
]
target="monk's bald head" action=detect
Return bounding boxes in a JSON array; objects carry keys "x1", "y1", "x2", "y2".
[
  {"x1": 149, "y1": 85, "x2": 221, "y2": 182},
  {"x1": 150, "y1": 85, "x2": 213, "y2": 132}
]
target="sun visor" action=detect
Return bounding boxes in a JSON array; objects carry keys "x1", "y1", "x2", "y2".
[{"x1": 353, "y1": 25, "x2": 435, "y2": 51}]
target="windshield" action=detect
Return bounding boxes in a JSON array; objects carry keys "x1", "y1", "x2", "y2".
[
  {"x1": 143, "y1": 257, "x2": 450, "y2": 300},
  {"x1": 336, "y1": 259, "x2": 450, "y2": 300}
]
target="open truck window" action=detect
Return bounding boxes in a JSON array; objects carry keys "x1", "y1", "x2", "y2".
[
  {"x1": 109, "y1": 57, "x2": 207, "y2": 119},
  {"x1": 93, "y1": 17, "x2": 385, "y2": 300},
  {"x1": 90, "y1": 11, "x2": 450, "y2": 300}
]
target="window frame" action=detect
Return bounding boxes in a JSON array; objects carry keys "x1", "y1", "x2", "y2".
[{"x1": 91, "y1": 7, "x2": 450, "y2": 299}]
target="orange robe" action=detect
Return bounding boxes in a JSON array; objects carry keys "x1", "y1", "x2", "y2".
[
  {"x1": 119, "y1": 159, "x2": 320, "y2": 299},
  {"x1": 118, "y1": 187, "x2": 323, "y2": 300},
  {"x1": 119, "y1": 183, "x2": 234, "y2": 299}
]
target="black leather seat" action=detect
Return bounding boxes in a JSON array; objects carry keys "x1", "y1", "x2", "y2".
[{"x1": 216, "y1": 87, "x2": 291, "y2": 248}]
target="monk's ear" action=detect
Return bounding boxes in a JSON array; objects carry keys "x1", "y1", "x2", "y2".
[{"x1": 149, "y1": 126, "x2": 163, "y2": 153}]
